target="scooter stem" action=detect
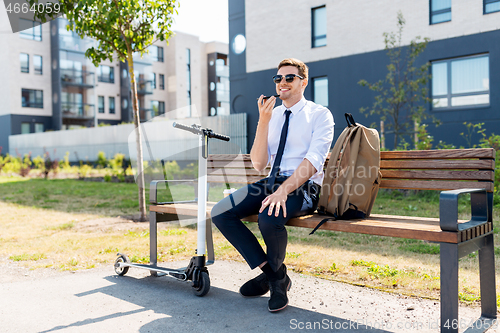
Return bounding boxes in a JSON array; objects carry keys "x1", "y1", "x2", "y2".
[{"x1": 197, "y1": 133, "x2": 208, "y2": 257}]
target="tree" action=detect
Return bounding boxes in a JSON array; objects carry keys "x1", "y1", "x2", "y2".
[
  {"x1": 358, "y1": 11, "x2": 436, "y2": 148},
  {"x1": 32, "y1": 0, "x2": 178, "y2": 221}
]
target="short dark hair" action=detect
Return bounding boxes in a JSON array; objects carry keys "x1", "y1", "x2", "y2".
[{"x1": 278, "y1": 58, "x2": 309, "y2": 80}]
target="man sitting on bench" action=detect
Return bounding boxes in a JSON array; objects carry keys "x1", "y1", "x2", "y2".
[{"x1": 211, "y1": 58, "x2": 334, "y2": 312}]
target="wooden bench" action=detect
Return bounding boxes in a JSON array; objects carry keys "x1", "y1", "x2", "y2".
[{"x1": 149, "y1": 148, "x2": 497, "y2": 333}]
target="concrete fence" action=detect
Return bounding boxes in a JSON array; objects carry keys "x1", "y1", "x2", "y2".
[{"x1": 9, "y1": 114, "x2": 247, "y2": 162}]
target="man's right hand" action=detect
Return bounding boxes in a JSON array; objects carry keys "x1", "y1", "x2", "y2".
[
  {"x1": 250, "y1": 95, "x2": 276, "y2": 172},
  {"x1": 257, "y1": 95, "x2": 276, "y2": 123}
]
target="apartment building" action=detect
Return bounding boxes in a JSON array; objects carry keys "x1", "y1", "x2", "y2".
[
  {"x1": 0, "y1": 12, "x2": 229, "y2": 153},
  {"x1": 229, "y1": 0, "x2": 500, "y2": 149}
]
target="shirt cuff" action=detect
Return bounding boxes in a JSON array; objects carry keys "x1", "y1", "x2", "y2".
[{"x1": 304, "y1": 153, "x2": 323, "y2": 174}]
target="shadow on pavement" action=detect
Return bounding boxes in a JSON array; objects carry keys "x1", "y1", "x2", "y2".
[{"x1": 39, "y1": 271, "x2": 392, "y2": 333}]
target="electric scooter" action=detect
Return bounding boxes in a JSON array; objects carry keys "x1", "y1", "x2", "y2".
[{"x1": 113, "y1": 123, "x2": 230, "y2": 297}]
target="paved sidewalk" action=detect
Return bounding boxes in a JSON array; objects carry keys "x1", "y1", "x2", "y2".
[{"x1": 0, "y1": 260, "x2": 492, "y2": 333}]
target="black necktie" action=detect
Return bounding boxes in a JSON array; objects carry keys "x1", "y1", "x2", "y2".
[{"x1": 268, "y1": 110, "x2": 292, "y2": 187}]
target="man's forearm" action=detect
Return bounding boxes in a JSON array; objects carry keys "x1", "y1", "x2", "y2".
[
  {"x1": 277, "y1": 159, "x2": 317, "y2": 196},
  {"x1": 250, "y1": 121, "x2": 270, "y2": 172}
]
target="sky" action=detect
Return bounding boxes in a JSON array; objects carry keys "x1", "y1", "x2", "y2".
[{"x1": 170, "y1": 0, "x2": 229, "y2": 44}]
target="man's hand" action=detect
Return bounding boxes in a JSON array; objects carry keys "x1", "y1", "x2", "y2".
[
  {"x1": 259, "y1": 189, "x2": 288, "y2": 218},
  {"x1": 250, "y1": 95, "x2": 276, "y2": 172},
  {"x1": 257, "y1": 95, "x2": 276, "y2": 123}
]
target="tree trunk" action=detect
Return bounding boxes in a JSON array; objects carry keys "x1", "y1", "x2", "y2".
[{"x1": 127, "y1": 51, "x2": 147, "y2": 222}]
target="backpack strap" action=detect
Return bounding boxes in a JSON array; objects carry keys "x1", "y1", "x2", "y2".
[
  {"x1": 310, "y1": 204, "x2": 366, "y2": 235},
  {"x1": 309, "y1": 214, "x2": 337, "y2": 235},
  {"x1": 345, "y1": 113, "x2": 357, "y2": 127}
]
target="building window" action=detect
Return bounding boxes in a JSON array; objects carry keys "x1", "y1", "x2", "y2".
[
  {"x1": 312, "y1": 6, "x2": 327, "y2": 48},
  {"x1": 98, "y1": 65, "x2": 114, "y2": 83},
  {"x1": 159, "y1": 74, "x2": 165, "y2": 90},
  {"x1": 152, "y1": 73, "x2": 156, "y2": 89},
  {"x1": 34, "y1": 123, "x2": 44, "y2": 133},
  {"x1": 151, "y1": 101, "x2": 165, "y2": 116},
  {"x1": 484, "y1": 0, "x2": 500, "y2": 13},
  {"x1": 158, "y1": 46, "x2": 164, "y2": 62},
  {"x1": 431, "y1": 54, "x2": 489, "y2": 109},
  {"x1": 313, "y1": 76, "x2": 329, "y2": 107},
  {"x1": 20, "y1": 53, "x2": 29, "y2": 73},
  {"x1": 21, "y1": 123, "x2": 30, "y2": 134},
  {"x1": 159, "y1": 101, "x2": 165, "y2": 115},
  {"x1": 21, "y1": 89, "x2": 43, "y2": 108},
  {"x1": 19, "y1": 19, "x2": 42, "y2": 41},
  {"x1": 98, "y1": 96, "x2": 105, "y2": 113},
  {"x1": 150, "y1": 45, "x2": 164, "y2": 62},
  {"x1": 34, "y1": 55, "x2": 42, "y2": 75},
  {"x1": 430, "y1": 0, "x2": 451, "y2": 24},
  {"x1": 186, "y1": 48, "x2": 192, "y2": 115},
  {"x1": 109, "y1": 97, "x2": 115, "y2": 114}
]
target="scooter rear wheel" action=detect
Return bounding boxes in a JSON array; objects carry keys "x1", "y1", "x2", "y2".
[{"x1": 114, "y1": 253, "x2": 130, "y2": 276}]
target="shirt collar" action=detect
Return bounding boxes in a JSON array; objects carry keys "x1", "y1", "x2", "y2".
[{"x1": 282, "y1": 97, "x2": 306, "y2": 115}]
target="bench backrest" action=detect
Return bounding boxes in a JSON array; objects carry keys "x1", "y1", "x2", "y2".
[{"x1": 207, "y1": 148, "x2": 495, "y2": 192}]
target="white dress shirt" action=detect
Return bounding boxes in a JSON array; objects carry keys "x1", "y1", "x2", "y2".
[{"x1": 267, "y1": 97, "x2": 334, "y2": 185}]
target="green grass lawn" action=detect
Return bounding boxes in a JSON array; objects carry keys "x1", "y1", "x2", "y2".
[{"x1": 1, "y1": 176, "x2": 499, "y2": 307}]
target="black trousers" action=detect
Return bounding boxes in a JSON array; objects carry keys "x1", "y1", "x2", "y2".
[{"x1": 211, "y1": 176, "x2": 320, "y2": 272}]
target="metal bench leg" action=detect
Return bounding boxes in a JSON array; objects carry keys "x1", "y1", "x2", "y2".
[
  {"x1": 479, "y1": 233, "x2": 497, "y2": 319},
  {"x1": 150, "y1": 211, "x2": 158, "y2": 275},
  {"x1": 441, "y1": 243, "x2": 459, "y2": 333}
]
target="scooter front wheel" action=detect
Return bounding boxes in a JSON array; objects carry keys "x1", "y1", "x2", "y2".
[{"x1": 192, "y1": 271, "x2": 210, "y2": 297}]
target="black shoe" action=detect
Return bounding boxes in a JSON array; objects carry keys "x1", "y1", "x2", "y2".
[
  {"x1": 268, "y1": 273, "x2": 292, "y2": 312},
  {"x1": 239, "y1": 272, "x2": 269, "y2": 297}
]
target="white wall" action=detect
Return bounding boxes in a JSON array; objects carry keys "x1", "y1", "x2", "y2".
[
  {"x1": 245, "y1": 0, "x2": 500, "y2": 73},
  {"x1": 10, "y1": 113, "x2": 247, "y2": 162}
]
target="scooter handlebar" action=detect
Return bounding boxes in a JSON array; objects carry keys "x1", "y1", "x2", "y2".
[
  {"x1": 172, "y1": 122, "x2": 201, "y2": 135},
  {"x1": 173, "y1": 122, "x2": 230, "y2": 141},
  {"x1": 207, "y1": 131, "x2": 230, "y2": 142}
]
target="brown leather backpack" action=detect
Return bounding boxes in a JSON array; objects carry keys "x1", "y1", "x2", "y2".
[{"x1": 311, "y1": 113, "x2": 381, "y2": 234}]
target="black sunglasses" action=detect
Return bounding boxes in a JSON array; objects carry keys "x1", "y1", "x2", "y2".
[{"x1": 273, "y1": 74, "x2": 304, "y2": 84}]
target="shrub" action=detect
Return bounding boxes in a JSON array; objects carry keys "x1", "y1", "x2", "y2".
[
  {"x1": 41, "y1": 150, "x2": 59, "y2": 179},
  {"x1": 59, "y1": 152, "x2": 72, "y2": 171},
  {"x1": 97, "y1": 151, "x2": 108, "y2": 169},
  {"x1": 19, "y1": 153, "x2": 32, "y2": 177},
  {"x1": 79, "y1": 164, "x2": 92, "y2": 178}
]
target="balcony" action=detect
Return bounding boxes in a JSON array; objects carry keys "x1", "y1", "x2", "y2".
[
  {"x1": 61, "y1": 69, "x2": 95, "y2": 88},
  {"x1": 59, "y1": 34, "x2": 94, "y2": 53},
  {"x1": 61, "y1": 102, "x2": 95, "y2": 119},
  {"x1": 139, "y1": 108, "x2": 153, "y2": 122},
  {"x1": 133, "y1": 52, "x2": 152, "y2": 64},
  {"x1": 217, "y1": 89, "x2": 230, "y2": 103},
  {"x1": 136, "y1": 79, "x2": 153, "y2": 95},
  {"x1": 97, "y1": 74, "x2": 114, "y2": 84},
  {"x1": 216, "y1": 64, "x2": 229, "y2": 78}
]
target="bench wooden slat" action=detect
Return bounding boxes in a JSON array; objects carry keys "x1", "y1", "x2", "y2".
[
  {"x1": 206, "y1": 176, "x2": 494, "y2": 191},
  {"x1": 208, "y1": 154, "x2": 252, "y2": 161},
  {"x1": 380, "y1": 148, "x2": 495, "y2": 160},
  {"x1": 380, "y1": 179, "x2": 494, "y2": 191},
  {"x1": 208, "y1": 161, "x2": 256, "y2": 168},
  {"x1": 380, "y1": 159, "x2": 494, "y2": 170},
  {"x1": 207, "y1": 175, "x2": 264, "y2": 184},
  {"x1": 207, "y1": 168, "x2": 268, "y2": 177},
  {"x1": 150, "y1": 203, "x2": 459, "y2": 243},
  {"x1": 209, "y1": 149, "x2": 495, "y2": 162},
  {"x1": 381, "y1": 169, "x2": 494, "y2": 181}
]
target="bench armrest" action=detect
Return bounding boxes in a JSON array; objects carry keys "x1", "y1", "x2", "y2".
[
  {"x1": 150, "y1": 180, "x2": 197, "y2": 205},
  {"x1": 440, "y1": 188, "x2": 488, "y2": 232}
]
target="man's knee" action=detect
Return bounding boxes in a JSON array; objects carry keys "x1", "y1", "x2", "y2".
[
  {"x1": 211, "y1": 201, "x2": 226, "y2": 226},
  {"x1": 258, "y1": 212, "x2": 287, "y2": 233},
  {"x1": 211, "y1": 198, "x2": 239, "y2": 225}
]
